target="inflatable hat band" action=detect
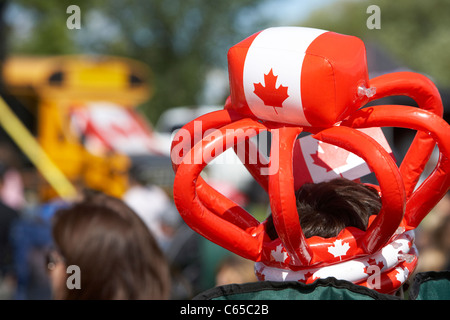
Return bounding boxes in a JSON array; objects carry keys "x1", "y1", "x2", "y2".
[{"x1": 171, "y1": 27, "x2": 450, "y2": 294}]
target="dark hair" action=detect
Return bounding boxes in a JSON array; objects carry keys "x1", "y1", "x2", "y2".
[
  {"x1": 266, "y1": 178, "x2": 382, "y2": 239},
  {"x1": 51, "y1": 190, "x2": 171, "y2": 299}
]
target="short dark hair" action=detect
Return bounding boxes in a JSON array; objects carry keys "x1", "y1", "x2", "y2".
[{"x1": 265, "y1": 178, "x2": 381, "y2": 239}]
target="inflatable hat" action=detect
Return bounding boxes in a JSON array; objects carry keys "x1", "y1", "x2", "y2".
[
  {"x1": 171, "y1": 27, "x2": 450, "y2": 294},
  {"x1": 227, "y1": 27, "x2": 372, "y2": 127}
]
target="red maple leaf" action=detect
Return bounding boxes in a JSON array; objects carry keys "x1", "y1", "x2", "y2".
[
  {"x1": 364, "y1": 258, "x2": 385, "y2": 274},
  {"x1": 310, "y1": 141, "x2": 350, "y2": 172},
  {"x1": 253, "y1": 68, "x2": 289, "y2": 114}
]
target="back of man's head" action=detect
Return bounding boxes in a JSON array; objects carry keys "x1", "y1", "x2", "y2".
[{"x1": 266, "y1": 178, "x2": 382, "y2": 239}]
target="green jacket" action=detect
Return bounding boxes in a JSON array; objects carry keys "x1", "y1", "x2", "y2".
[{"x1": 194, "y1": 271, "x2": 450, "y2": 300}]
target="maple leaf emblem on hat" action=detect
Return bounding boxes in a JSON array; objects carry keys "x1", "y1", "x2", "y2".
[
  {"x1": 271, "y1": 244, "x2": 288, "y2": 263},
  {"x1": 364, "y1": 258, "x2": 385, "y2": 274},
  {"x1": 253, "y1": 68, "x2": 289, "y2": 114},
  {"x1": 328, "y1": 239, "x2": 350, "y2": 261},
  {"x1": 310, "y1": 141, "x2": 350, "y2": 172}
]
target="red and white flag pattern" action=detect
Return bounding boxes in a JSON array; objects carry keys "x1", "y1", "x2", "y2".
[
  {"x1": 242, "y1": 27, "x2": 327, "y2": 126},
  {"x1": 293, "y1": 127, "x2": 394, "y2": 188},
  {"x1": 70, "y1": 102, "x2": 161, "y2": 156},
  {"x1": 228, "y1": 26, "x2": 370, "y2": 127}
]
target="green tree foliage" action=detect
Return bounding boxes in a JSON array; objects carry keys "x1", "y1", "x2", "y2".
[
  {"x1": 4, "y1": 0, "x2": 90, "y2": 54},
  {"x1": 5, "y1": 0, "x2": 269, "y2": 123},
  {"x1": 299, "y1": 0, "x2": 450, "y2": 88}
]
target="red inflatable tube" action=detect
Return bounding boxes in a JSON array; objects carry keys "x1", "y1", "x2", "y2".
[
  {"x1": 368, "y1": 72, "x2": 443, "y2": 116},
  {"x1": 407, "y1": 156, "x2": 450, "y2": 228},
  {"x1": 170, "y1": 108, "x2": 270, "y2": 221},
  {"x1": 313, "y1": 126, "x2": 406, "y2": 254},
  {"x1": 173, "y1": 118, "x2": 269, "y2": 260},
  {"x1": 171, "y1": 110, "x2": 262, "y2": 231},
  {"x1": 268, "y1": 126, "x2": 312, "y2": 266},
  {"x1": 342, "y1": 105, "x2": 450, "y2": 228},
  {"x1": 233, "y1": 136, "x2": 270, "y2": 193},
  {"x1": 356, "y1": 246, "x2": 418, "y2": 294},
  {"x1": 368, "y1": 72, "x2": 443, "y2": 198},
  {"x1": 171, "y1": 109, "x2": 238, "y2": 173}
]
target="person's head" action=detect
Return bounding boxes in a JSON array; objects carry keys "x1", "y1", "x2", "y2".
[
  {"x1": 49, "y1": 190, "x2": 171, "y2": 300},
  {"x1": 266, "y1": 178, "x2": 382, "y2": 239}
]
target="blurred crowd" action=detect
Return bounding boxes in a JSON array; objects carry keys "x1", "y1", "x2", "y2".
[
  {"x1": 0, "y1": 139, "x2": 448, "y2": 300},
  {"x1": 0, "y1": 141, "x2": 261, "y2": 300},
  {"x1": 413, "y1": 192, "x2": 450, "y2": 273}
]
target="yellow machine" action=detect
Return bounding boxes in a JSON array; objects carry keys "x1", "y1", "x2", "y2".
[{"x1": 1, "y1": 55, "x2": 153, "y2": 201}]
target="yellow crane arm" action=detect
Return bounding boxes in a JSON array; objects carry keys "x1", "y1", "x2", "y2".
[{"x1": 0, "y1": 95, "x2": 77, "y2": 200}]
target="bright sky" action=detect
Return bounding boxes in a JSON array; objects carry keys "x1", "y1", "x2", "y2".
[{"x1": 259, "y1": 0, "x2": 340, "y2": 25}]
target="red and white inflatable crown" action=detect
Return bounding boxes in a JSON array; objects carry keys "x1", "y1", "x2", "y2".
[{"x1": 171, "y1": 27, "x2": 450, "y2": 294}]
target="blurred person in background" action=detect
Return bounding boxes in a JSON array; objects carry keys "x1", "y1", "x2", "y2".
[
  {"x1": 0, "y1": 143, "x2": 25, "y2": 211},
  {"x1": 123, "y1": 164, "x2": 181, "y2": 253},
  {"x1": 48, "y1": 190, "x2": 171, "y2": 300},
  {"x1": 9, "y1": 180, "x2": 69, "y2": 300},
  {"x1": 433, "y1": 214, "x2": 450, "y2": 271},
  {"x1": 413, "y1": 192, "x2": 450, "y2": 274},
  {"x1": 0, "y1": 169, "x2": 19, "y2": 299},
  {"x1": 215, "y1": 254, "x2": 257, "y2": 287}
]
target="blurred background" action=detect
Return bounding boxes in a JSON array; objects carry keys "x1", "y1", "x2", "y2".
[{"x1": 0, "y1": 0, "x2": 449, "y2": 299}]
